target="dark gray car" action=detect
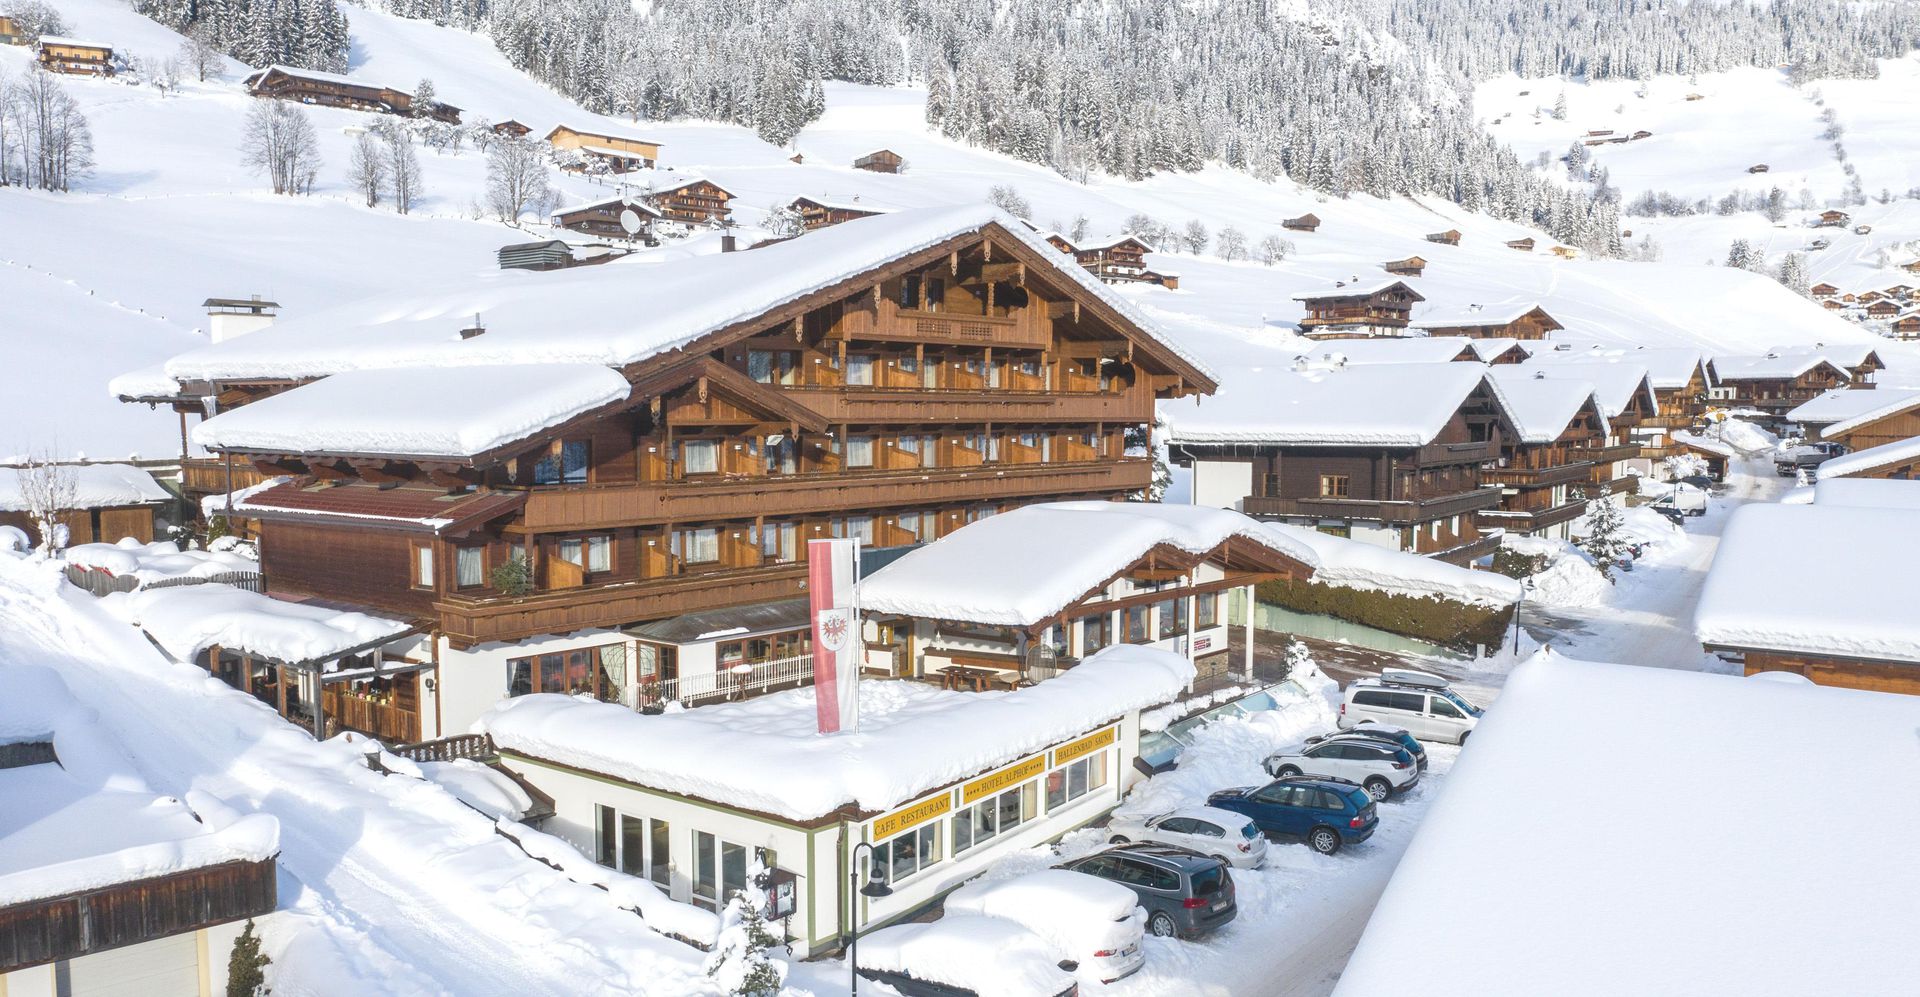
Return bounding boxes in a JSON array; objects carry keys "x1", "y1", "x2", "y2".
[{"x1": 1058, "y1": 844, "x2": 1236, "y2": 939}]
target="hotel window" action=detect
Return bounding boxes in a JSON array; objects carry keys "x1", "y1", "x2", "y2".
[
  {"x1": 1196, "y1": 592, "x2": 1217, "y2": 629},
  {"x1": 1157, "y1": 598, "x2": 1186, "y2": 640},
  {"x1": 872, "y1": 822, "x2": 942, "y2": 886},
  {"x1": 1080, "y1": 613, "x2": 1110, "y2": 655},
  {"x1": 838, "y1": 515, "x2": 874, "y2": 546},
  {"x1": 681, "y1": 439, "x2": 719, "y2": 475},
  {"x1": 1125, "y1": 605, "x2": 1151, "y2": 644},
  {"x1": 595, "y1": 810, "x2": 673, "y2": 890},
  {"x1": 534, "y1": 439, "x2": 591, "y2": 485},
  {"x1": 847, "y1": 354, "x2": 876, "y2": 386},
  {"x1": 693, "y1": 832, "x2": 749, "y2": 912},
  {"x1": 951, "y1": 782, "x2": 1037, "y2": 854},
  {"x1": 760, "y1": 521, "x2": 797, "y2": 563},
  {"x1": 924, "y1": 276, "x2": 946, "y2": 312},
  {"x1": 1044, "y1": 753, "x2": 1110, "y2": 812},
  {"x1": 559, "y1": 535, "x2": 613, "y2": 573},
  {"x1": 846, "y1": 435, "x2": 875, "y2": 468},
  {"x1": 412, "y1": 544, "x2": 434, "y2": 588},
  {"x1": 678, "y1": 527, "x2": 720, "y2": 565},
  {"x1": 900, "y1": 274, "x2": 922, "y2": 310},
  {"x1": 1319, "y1": 474, "x2": 1350, "y2": 498},
  {"x1": 507, "y1": 645, "x2": 625, "y2": 701},
  {"x1": 748, "y1": 350, "x2": 798, "y2": 385},
  {"x1": 455, "y1": 546, "x2": 485, "y2": 588}
]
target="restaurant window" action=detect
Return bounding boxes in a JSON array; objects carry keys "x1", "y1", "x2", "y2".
[
  {"x1": 1319, "y1": 474, "x2": 1350, "y2": 498},
  {"x1": 847, "y1": 354, "x2": 876, "y2": 386},
  {"x1": 507, "y1": 644, "x2": 626, "y2": 702},
  {"x1": 534, "y1": 439, "x2": 591, "y2": 485},
  {"x1": 718, "y1": 629, "x2": 810, "y2": 667},
  {"x1": 412, "y1": 544, "x2": 434, "y2": 588},
  {"x1": 952, "y1": 782, "x2": 1037, "y2": 855},
  {"x1": 694, "y1": 832, "x2": 749, "y2": 912},
  {"x1": 455, "y1": 546, "x2": 485, "y2": 588},
  {"x1": 1080, "y1": 613, "x2": 1110, "y2": 655},
  {"x1": 1157, "y1": 598, "x2": 1185, "y2": 640},
  {"x1": 1125, "y1": 605, "x2": 1150, "y2": 644},
  {"x1": 1196, "y1": 592, "x2": 1217, "y2": 629},
  {"x1": 846, "y1": 435, "x2": 874, "y2": 467},
  {"x1": 679, "y1": 527, "x2": 720, "y2": 564},
  {"x1": 1044, "y1": 753, "x2": 1110, "y2": 812},
  {"x1": 872, "y1": 822, "x2": 942, "y2": 886},
  {"x1": 682, "y1": 439, "x2": 719, "y2": 475}
]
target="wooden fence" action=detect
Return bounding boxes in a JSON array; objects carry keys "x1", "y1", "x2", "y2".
[
  {"x1": 391, "y1": 732, "x2": 496, "y2": 763},
  {"x1": 61, "y1": 564, "x2": 264, "y2": 598}
]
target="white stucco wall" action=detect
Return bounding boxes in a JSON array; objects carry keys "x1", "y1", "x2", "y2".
[{"x1": 1190, "y1": 459, "x2": 1254, "y2": 511}]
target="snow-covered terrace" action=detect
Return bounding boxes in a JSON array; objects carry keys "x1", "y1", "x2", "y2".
[
  {"x1": 482, "y1": 644, "x2": 1194, "y2": 822},
  {"x1": 1163, "y1": 362, "x2": 1492, "y2": 446},
  {"x1": 1694, "y1": 503, "x2": 1920, "y2": 664},
  {"x1": 1338, "y1": 655, "x2": 1920, "y2": 996}
]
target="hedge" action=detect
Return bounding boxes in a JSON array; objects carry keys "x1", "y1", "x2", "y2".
[{"x1": 1256, "y1": 578, "x2": 1512, "y2": 651}]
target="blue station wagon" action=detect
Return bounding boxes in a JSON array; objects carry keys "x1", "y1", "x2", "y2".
[{"x1": 1205, "y1": 777, "x2": 1378, "y2": 855}]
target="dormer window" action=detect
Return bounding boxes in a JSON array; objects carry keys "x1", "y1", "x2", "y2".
[{"x1": 534, "y1": 439, "x2": 590, "y2": 485}]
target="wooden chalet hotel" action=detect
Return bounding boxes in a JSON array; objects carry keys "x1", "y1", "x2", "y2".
[{"x1": 129, "y1": 206, "x2": 1215, "y2": 742}]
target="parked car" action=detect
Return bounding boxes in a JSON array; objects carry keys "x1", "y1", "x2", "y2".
[
  {"x1": 1060, "y1": 844, "x2": 1237, "y2": 939},
  {"x1": 1265, "y1": 737, "x2": 1419, "y2": 802},
  {"x1": 1775, "y1": 442, "x2": 1845, "y2": 476},
  {"x1": 944, "y1": 870, "x2": 1146, "y2": 984},
  {"x1": 1103, "y1": 805, "x2": 1268, "y2": 868},
  {"x1": 1340, "y1": 668, "x2": 1484, "y2": 744},
  {"x1": 857, "y1": 914, "x2": 1080, "y2": 997},
  {"x1": 1307, "y1": 724, "x2": 1428, "y2": 771},
  {"x1": 1679, "y1": 473, "x2": 1718, "y2": 492},
  {"x1": 1206, "y1": 777, "x2": 1378, "y2": 855}
]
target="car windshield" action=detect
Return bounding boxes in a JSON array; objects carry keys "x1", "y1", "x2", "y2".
[
  {"x1": 1441, "y1": 690, "x2": 1483, "y2": 717},
  {"x1": 1190, "y1": 865, "x2": 1224, "y2": 896}
]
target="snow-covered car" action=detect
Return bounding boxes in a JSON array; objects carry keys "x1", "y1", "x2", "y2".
[
  {"x1": 1775, "y1": 443, "x2": 1845, "y2": 476},
  {"x1": 856, "y1": 914, "x2": 1080, "y2": 997},
  {"x1": 1102, "y1": 805, "x2": 1269, "y2": 868},
  {"x1": 1264, "y1": 735, "x2": 1419, "y2": 802},
  {"x1": 943, "y1": 869, "x2": 1146, "y2": 984}
]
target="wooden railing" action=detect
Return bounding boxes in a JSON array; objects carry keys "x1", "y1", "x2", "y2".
[
  {"x1": 392, "y1": 733, "x2": 497, "y2": 763},
  {"x1": 438, "y1": 562, "x2": 811, "y2": 647},
  {"x1": 1242, "y1": 486, "x2": 1503, "y2": 524},
  {"x1": 782, "y1": 383, "x2": 1152, "y2": 424},
  {"x1": 322, "y1": 687, "x2": 421, "y2": 743},
  {"x1": 180, "y1": 458, "x2": 269, "y2": 497},
  {"x1": 638, "y1": 653, "x2": 815, "y2": 708},
  {"x1": 1481, "y1": 461, "x2": 1595, "y2": 489}
]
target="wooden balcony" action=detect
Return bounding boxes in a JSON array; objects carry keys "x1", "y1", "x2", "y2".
[
  {"x1": 1241, "y1": 486, "x2": 1503, "y2": 525},
  {"x1": 1413, "y1": 439, "x2": 1500, "y2": 466},
  {"x1": 437, "y1": 561, "x2": 810, "y2": 647},
  {"x1": 1582, "y1": 443, "x2": 1644, "y2": 465},
  {"x1": 181, "y1": 457, "x2": 270, "y2": 497},
  {"x1": 783, "y1": 383, "x2": 1153, "y2": 424},
  {"x1": 520, "y1": 458, "x2": 1152, "y2": 532},
  {"x1": 1482, "y1": 460, "x2": 1595, "y2": 489},
  {"x1": 1478, "y1": 498, "x2": 1588, "y2": 534}
]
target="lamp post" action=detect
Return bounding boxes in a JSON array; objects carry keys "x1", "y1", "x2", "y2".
[
  {"x1": 1511, "y1": 577, "x2": 1535, "y2": 649},
  {"x1": 846, "y1": 840, "x2": 894, "y2": 997}
]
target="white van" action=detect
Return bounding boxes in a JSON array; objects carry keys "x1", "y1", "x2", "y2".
[{"x1": 1339, "y1": 669, "x2": 1484, "y2": 744}]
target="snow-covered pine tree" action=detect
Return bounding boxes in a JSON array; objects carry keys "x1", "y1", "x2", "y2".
[
  {"x1": 1775, "y1": 252, "x2": 1811, "y2": 297},
  {"x1": 1578, "y1": 493, "x2": 1630, "y2": 581}
]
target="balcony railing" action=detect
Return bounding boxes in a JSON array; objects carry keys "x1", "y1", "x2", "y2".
[
  {"x1": 637, "y1": 653, "x2": 815, "y2": 709},
  {"x1": 438, "y1": 561, "x2": 808, "y2": 647},
  {"x1": 1413, "y1": 439, "x2": 1500, "y2": 465},
  {"x1": 783, "y1": 383, "x2": 1152, "y2": 424},
  {"x1": 1481, "y1": 460, "x2": 1595, "y2": 489},
  {"x1": 1241, "y1": 486, "x2": 1504, "y2": 525}
]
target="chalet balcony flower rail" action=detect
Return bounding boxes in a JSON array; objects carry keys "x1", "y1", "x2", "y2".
[{"x1": 637, "y1": 653, "x2": 816, "y2": 709}]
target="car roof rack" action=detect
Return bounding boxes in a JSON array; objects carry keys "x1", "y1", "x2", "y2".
[{"x1": 1377, "y1": 667, "x2": 1450, "y2": 690}]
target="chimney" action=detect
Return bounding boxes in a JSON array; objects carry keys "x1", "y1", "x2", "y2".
[
  {"x1": 205, "y1": 294, "x2": 279, "y2": 344},
  {"x1": 721, "y1": 234, "x2": 738, "y2": 253},
  {"x1": 460, "y1": 313, "x2": 486, "y2": 340}
]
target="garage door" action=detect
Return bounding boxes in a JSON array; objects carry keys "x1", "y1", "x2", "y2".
[{"x1": 58, "y1": 931, "x2": 199, "y2": 997}]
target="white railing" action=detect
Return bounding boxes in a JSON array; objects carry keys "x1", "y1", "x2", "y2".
[{"x1": 639, "y1": 653, "x2": 815, "y2": 708}]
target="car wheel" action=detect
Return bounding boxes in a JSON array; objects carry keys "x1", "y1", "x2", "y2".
[
  {"x1": 1108, "y1": 834, "x2": 1129, "y2": 845},
  {"x1": 1148, "y1": 912, "x2": 1178, "y2": 938},
  {"x1": 1364, "y1": 778, "x2": 1391, "y2": 802},
  {"x1": 1275, "y1": 765, "x2": 1302, "y2": 778},
  {"x1": 1308, "y1": 827, "x2": 1341, "y2": 855}
]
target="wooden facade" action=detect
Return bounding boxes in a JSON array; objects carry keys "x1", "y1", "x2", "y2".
[
  {"x1": 1734, "y1": 649, "x2": 1920, "y2": 697},
  {"x1": 1478, "y1": 399, "x2": 1606, "y2": 538},
  {"x1": 789, "y1": 197, "x2": 885, "y2": 232},
  {"x1": 1817, "y1": 210, "x2": 1850, "y2": 228},
  {"x1": 493, "y1": 119, "x2": 532, "y2": 137},
  {"x1": 853, "y1": 149, "x2": 904, "y2": 173},
  {"x1": 547, "y1": 125, "x2": 660, "y2": 172},
  {"x1": 1425, "y1": 230, "x2": 1461, "y2": 246},
  {"x1": 1282, "y1": 214, "x2": 1320, "y2": 232},
  {"x1": 1295, "y1": 281, "x2": 1424, "y2": 338},
  {"x1": 1416, "y1": 305, "x2": 1562, "y2": 341},
  {"x1": 0, "y1": 859, "x2": 276, "y2": 972},
  {"x1": 36, "y1": 38, "x2": 113, "y2": 76},
  {"x1": 0, "y1": 505, "x2": 156, "y2": 548},
  {"x1": 243, "y1": 66, "x2": 460, "y2": 123},
  {"x1": 646, "y1": 178, "x2": 735, "y2": 226},
  {"x1": 1381, "y1": 256, "x2": 1426, "y2": 277},
  {"x1": 1504, "y1": 238, "x2": 1535, "y2": 251},
  {"x1": 1822, "y1": 403, "x2": 1920, "y2": 455},
  {"x1": 189, "y1": 221, "x2": 1213, "y2": 648},
  {"x1": 1715, "y1": 362, "x2": 1851, "y2": 419},
  {"x1": 1070, "y1": 236, "x2": 1178, "y2": 289},
  {"x1": 1810, "y1": 282, "x2": 1839, "y2": 299},
  {"x1": 551, "y1": 197, "x2": 662, "y2": 240}
]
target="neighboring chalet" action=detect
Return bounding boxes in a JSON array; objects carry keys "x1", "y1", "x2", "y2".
[
  {"x1": 1170, "y1": 362, "x2": 1512, "y2": 564},
  {"x1": 787, "y1": 195, "x2": 890, "y2": 232},
  {"x1": 243, "y1": 65, "x2": 461, "y2": 123},
  {"x1": 1903, "y1": 259, "x2": 1920, "y2": 275},
  {"x1": 1814, "y1": 391, "x2": 1920, "y2": 459},
  {"x1": 1528, "y1": 345, "x2": 1711, "y2": 457},
  {"x1": 1381, "y1": 256, "x2": 1426, "y2": 277},
  {"x1": 1411, "y1": 302, "x2": 1562, "y2": 341},
  {"x1": 1425, "y1": 230, "x2": 1461, "y2": 246},
  {"x1": 1857, "y1": 289, "x2": 1887, "y2": 305},
  {"x1": 1291, "y1": 279, "x2": 1424, "y2": 339},
  {"x1": 36, "y1": 36, "x2": 113, "y2": 75},
  {"x1": 1811, "y1": 282, "x2": 1840, "y2": 300},
  {"x1": 1866, "y1": 299, "x2": 1901, "y2": 319},
  {"x1": 1505, "y1": 237, "x2": 1535, "y2": 251},
  {"x1": 492, "y1": 119, "x2": 532, "y2": 138},
  {"x1": 133, "y1": 205, "x2": 1217, "y2": 741},
  {"x1": 1787, "y1": 386, "x2": 1920, "y2": 443},
  {"x1": 1817, "y1": 209, "x2": 1850, "y2": 228},
  {"x1": 1053, "y1": 234, "x2": 1179, "y2": 289},
  {"x1": 1515, "y1": 361, "x2": 1659, "y2": 493},
  {"x1": 546, "y1": 125, "x2": 660, "y2": 172},
  {"x1": 1765, "y1": 343, "x2": 1883, "y2": 386},
  {"x1": 1480, "y1": 368, "x2": 1609, "y2": 540},
  {"x1": 853, "y1": 149, "x2": 905, "y2": 173},
  {"x1": 1282, "y1": 214, "x2": 1320, "y2": 232},
  {"x1": 0, "y1": 15, "x2": 26, "y2": 45},
  {"x1": 624, "y1": 170, "x2": 735, "y2": 226},
  {"x1": 0, "y1": 463, "x2": 173, "y2": 547},
  {"x1": 549, "y1": 194, "x2": 665, "y2": 240},
  {"x1": 1550, "y1": 245, "x2": 1578, "y2": 260},
  {"x1": 1709, "y1": 353, "x2": 1852, "y2": 426},
  {"x1": 1893, "y1": 311, "x2": 1920, "y2": 339}
]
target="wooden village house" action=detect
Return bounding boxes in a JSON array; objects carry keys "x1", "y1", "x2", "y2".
[
  {"x1": 36, "y1": 36, "x2": 113, "y2": 75},
  {"x1": 1817, "y1": 210, "x2": 1851, "y2": 228},
  {"x1": 244, "y1": 65, "x2": 460, "y2": 122},
  {"x1": 492, "y1": 119, "x2": 532, "y2": 138},
  {"x1": 1477, "y1": 369, "x2": 1610, "y2": 541},
  {"x1": 1708, "y1": 353, "x2": 1852, "y2": 428},
  {"x1": 0, "y1": 15, "x2": 27, "y2": 45},
  {"x1": 1412, "y1": 303, "x2": 1562, "y2": 341},
  {"x1": 0, "y1": 463, "x2": 173, "y2": 549},
  {"x1": 1504, "y1": 237, "x2": 1535, "y2": 252},
  {"x1": 1425, "y1": 230, "x2": 1462, "y2": 246},
  {"x1": 1049, "y1": 234, "x2": 1179, "y2": 289},
  {"x1": 1381, "y1": 256, "x2": 1426, "y2": 277},
  {"x1": 550, "y1": 195, "x2": 664, "y2": 241},
  {"x1": 546, "y1": 125, "x2": 661, "y2": 172},
  {"x1": 1291, "y1": 280, "x2": 1425, "y2": 339},
  {"x1": 787, "y1": 196, "x2": 889, "y2": 232},
  {"x1": 852, "y1": 149, "x2": 905, "y2": 174},
  {"x1": 1515, "y1": 361, "x2": 1660, "y2": 494}
]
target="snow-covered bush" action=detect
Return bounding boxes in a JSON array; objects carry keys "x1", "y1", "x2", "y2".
[{"x1": 704, "y1": 892, "x2": 785, "y2": 996}]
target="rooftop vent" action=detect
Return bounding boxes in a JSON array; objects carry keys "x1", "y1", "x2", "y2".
[{"x1": 460, "y1": 313, "x2": 486, "y2": 340}]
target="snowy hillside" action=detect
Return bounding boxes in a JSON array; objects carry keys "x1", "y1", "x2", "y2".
[{"x1": 2, "y1": 0, "x2": 1915, "y2": 463}]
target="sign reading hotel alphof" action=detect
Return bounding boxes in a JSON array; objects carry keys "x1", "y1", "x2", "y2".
[
  {"x1": 871, "y1": 792, "x2": 952, "y2": 840},
  {"x1": 1052, "y1": 725, "x2": 1118, "y2": 767},
  {"x1": 961, "y1": 755, "x2": 1047, "y2": 805}
]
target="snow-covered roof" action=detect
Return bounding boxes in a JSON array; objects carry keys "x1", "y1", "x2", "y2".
[
  {"x1": 1075, "y1": 232, "x2": 1154, "y2": 253},
  {"x1": 1670, "y1": 430, "x2": 1735, "y2": 459},
  {"x1": 106, "y1": 362, "x2": 187, "y2": 400},
  {"x1": 160, "y1": 205, "x2": 1211, "y2": 387},
  {"x1": 1484, "y1": 368, "x2": 1607, "y2": 444},
  {"x1": 1782, "y1": 386, "x2": 1917, "y2": 428},
  {"x1": 1410, "y1": 302, "x2": 1551, "y2": 329},
  {"x1": 64, "y1": 539, "x2": 257, "y2": 586},
  {"x1": 1528, "y1": 344, "x2": 1706, "y2": 390},
  {"x1": 1465, "y1": 338, "x2": 1523, "y2": 362},
  {"x1": 1712, "y1": 352, "x2": 1849, "y2": 382},
  {"x1": 1816, "y1": 388, "x2": 1920, "y2": 440},
  {"x1": 0, "y1": 463, "x2": 171, "y2": 513},
  {"x1": 1291, "y1": 337, "x2": 1474, "y2": 366},
  {"x1": 555, "y1": 194, "x2": 665, "y2": 217},
  {"x1": 103, "y1": 584, "x2": 416, "y2": 667},
  {"x1": 1811, "y1": 478, "x2": 1920, "y2": 510},
  {"x1": 1765, "y1": 343, "x2": 1882, "y2": 369},
  {"x1": 1338, "y1": 654, "x2": 1920, "y2": 997},
  {"x1": 788, "y1": 195, "x2": 894, "y2": 214},
  {"x1": 1815, "y1": 435, "x2": 1920, "y2": 480},
  {"x1": 191, "y1": 364, "x2": 631, "y2": 459},
  {"x1": 0, "y1": 664, "x2": 278, "y2": 907},
  {"x1": 1514, "y1": 360, "x2": 1654, "y2": 417},
  {"x1": 1695, "y1": 503, "x2": 1920, "y2": 663},
  {"x1": 247, "y1": 63, "x2": 380, "y2": 90},
  {"x1": 482, "y1": 644, "x2": 1194, "y2": 821},
  {"x1": 1164, "y1": 362, "x2": 1490, "y2": 447},
  {"x1": 860, "y1": 501, "x2": 1319, "y2": 627},
  {"x1": 607, "y1": 168, "x2": 730, "y2": 199},
  {"x1": 1288, "y1": 278, "x2": 1419, "y2": 302},
  {"x1": 1261, "y1": 522, "x2": 1520, "y2": 607},
  {"x1": 36, "y1": 36, "x2": 113, "y2": 49}
]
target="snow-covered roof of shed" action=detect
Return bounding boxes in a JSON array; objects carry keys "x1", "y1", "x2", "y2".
[
  {"x1": 103, "y1": 584, "x2": 416, "y2": 668},
  {"x1": 1288, "y1": 278, "x2": 1420, "y2": 302},
  {"x1": 1484, "y1": 368, "x2": 1607, "y2": 444},
  {"x1": 1410, "y1": 302, "x2": 1550, "y2": 329},
  {"x1": 1338, "y1": 654, "x2": 1920, "y2": 997},
  {"x1": 0, "y1": 464, "x2": 171, "y2": 513},
  {"x1": 1784, "y1": 386, "x2": 1918, "y2": 427},
  {"x1": 1713, "y1": 352, "x2": 1849, "y2": 382},
  {"x1": 1815, "y1": 435, "x2": 1920, "y2": 480},
  {"x1": 860, "y1": 502, "x2": 1319, "y2": 627},
  {"x1": 1815, "y1": 388, "x2": 1920, "y2": 440},
  {"x1": 1811, "y1": 478, "x2": 1920, "y2": 510},
  {"x1": 482, "y1": 645, "x2": 1194, "y2": 821},
  {"x1": 1291, "y1": 337, "x2": 1472, "y2": 366},
  {"x1": 1164, "y1": 362, "x2": 1489, "y2": 447},
  {"x1": 1514, "y1": 360, "x2": 1654, "y2": 417},
  {"x1": 1695, "y1": 503, "x2": 1920, "y2": 662},
  {"x1": 191, "y1": 364, "x2": 630, "y2": 459},
  {"x1": 160, "y1": 205, "x2": 1210, "y2": 386}
]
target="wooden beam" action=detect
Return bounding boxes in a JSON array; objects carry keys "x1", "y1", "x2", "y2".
[{"x1": 308, "y1": 459, "x2": 355, "y2": 481}]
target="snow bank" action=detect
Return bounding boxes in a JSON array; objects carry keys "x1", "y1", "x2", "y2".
[
  {"x1": 64, "y1": 538, "x2": 258, "y2": 585},
  {"x1": 1696, "y1": 503, "x2": 1920, "y2": 663},
  {"x1": 943, "y1": 868, "x2": 1143, "y2": 965},
  {"x1": 1271, "y1": 522, "x2": 1521, "y2": 607},
  {"x1": 857, "y1": 914, "x2": 1078, "y2": 997},
  {"x1": 1165, "y1": 363, "x2": 1491, "y2": 446},
  {"x1": 192, "y1": 364, "x2": 633, "y2": 459},
  {"x1": 1671, "y1": 429, "x2": 1735, "y2": 459},
  {"x1": 861, "y1": 501, "x2": 1319, "y2": 626},
  {"x1": 0, "y1": 463, "x2": 171, "y2": 512},
  {"x1": 1704, "y1": 418, "x2": 1777, "y2": 456},
  {"x1": 419, "y1": 759, "x2": 532, "y2": 821},
  {"x1": 1338, "y1": 653, "x2": 1920, "y2": 997},
  {"x1": 1504, "y1": 537, "x2": 1609, "y2": 608},
  {"x1": 495, "y1": 820, "x2": 719, "y2": 946},
  {"x1": 1811, "y1": 477, "x2": 1920, "y2": 509},
  {"x1": 103, "y1": 583, "x2": 412, "y2": 665},
  {"x1": 483, "y1": 644, "x2": 1194, "y2": 821}
]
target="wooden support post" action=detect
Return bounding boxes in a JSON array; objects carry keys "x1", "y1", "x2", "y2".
[
  {"x1": 276, "y1": 664, "x2": 288, "y2": 718},
  {"x1": 312, "y1": 669, "x2": 326, "y2": 739},
  {"x1": 1242, "y1": 585, "x2": 1255, "y2": 682}
]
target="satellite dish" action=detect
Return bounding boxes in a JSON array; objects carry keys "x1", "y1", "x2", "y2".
[{"x1": 619, "y1": 209, "x2": 643, "y2": 236}]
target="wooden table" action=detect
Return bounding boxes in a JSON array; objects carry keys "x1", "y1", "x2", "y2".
[{"x1": 941, "y1": 666, "x2": 1022, "y2": 692}]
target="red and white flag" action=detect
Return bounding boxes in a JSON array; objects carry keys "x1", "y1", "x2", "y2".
[{"x1": 808, "y1": 537, "x2": 863, "y2": 734}]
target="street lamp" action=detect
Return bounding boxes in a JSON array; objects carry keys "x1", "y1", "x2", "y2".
[
  {"x1": 847, "y1": 840, "x2": 894, "y2": 997},
  {"x1": 1511, "y1": 577, "x2": 1535, "y2": 649}
]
